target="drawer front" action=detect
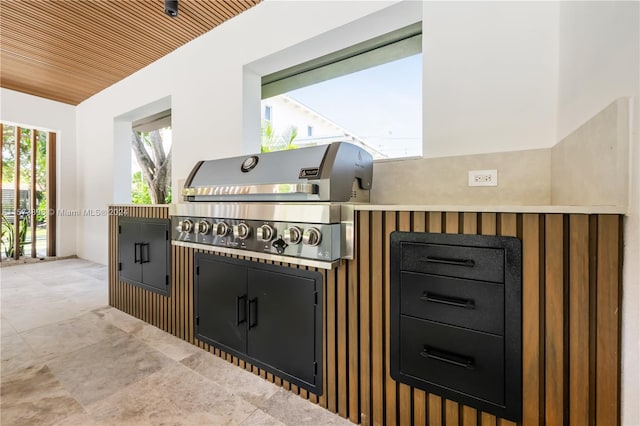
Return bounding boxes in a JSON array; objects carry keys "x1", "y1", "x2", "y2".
[
  {"x1": 400, "y1": 316, "x2": 504, "y2": 405},
  {"x1": 400, "y1": 242, "x2": 505, "y2": 283},
  {"x1": 401, "y1": 271, "x2": 504, "y2": 335}
]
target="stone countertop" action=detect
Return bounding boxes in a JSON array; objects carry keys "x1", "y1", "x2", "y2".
[
  {"x1": 352, "y1": 204, "x2": 626, "y2": 214},
  {"x1": 110, "y1": 203, "x2": 625, "y2": 215},
  {"x1": 109, "y1": 204, "x2": 170, "y2": 208}
]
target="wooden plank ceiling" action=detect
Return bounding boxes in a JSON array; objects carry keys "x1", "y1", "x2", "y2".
[{"x1": 0, "y1": 0, "x2": 262, "y2": 105}]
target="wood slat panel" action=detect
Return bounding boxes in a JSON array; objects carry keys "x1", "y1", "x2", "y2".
[
  {"x1": 446, "y1": 400, "x2": 460, "y2": 425},
  {"x1": 338, "y1": 263, "x2": 348, "y2": 418},
  {"x1": 30, "y1": 130, "x2": 37, "y2": 258},
  {"x1": 327, "y1": 262, "x2": 337, "y2": 412},
  {"x1": 371, "y1": 211, "x2": 384, "y2": 426},
  {"x1": 413, "y1": 389, "x2": 426, "y2": 426},
  {"x1": 411, "y1": 212, "x2": 427, "y2": 426},
  {"x1": 0, "y1": 1, "x2": 262, "y2": 105},
  {"x1": 522, "y1": 214, "x2": 543, "y2": 426},
  {"x1": 188, "y1": 245, "x2": 194, "y2": 343},
  {"x1": 429, "y1": 394, "x2": 443, "y2": 426},
  {"x1": 569, "y1": 215, "x2": 591, "y2": 426},
  {"x1": 462, "y1": 405, "x2": 478, "y2": 426},
  {"x1": 480, "y1": 213, "x2": 498, "y2": 426},
  {"x1": 359, "y1": 211, "x2": 372, "y2": 426},
  {"x1": 428, "y1": 211, "x2": 442, "y2": 234},
  {"x1": 481, "y1": 213, "x2": 497, "y2": 236},
  {"x1": 444, "y1": 212, "x2": 461, "y2": 425},
  {"x1": 384, "y1": 211, "x2": 397, "y2": 425},
  {"x1": 461, "y1": 212, "x2": 479, "y2": 424},
  {"x1": 445, "y1": 211, "x2": 459, "y2": 234},
  {"x1": 499, "y1": 213, "x2": 518, "y2": 237},
  {"x1": 480, "y1": 412, "x2": 497, "y2": 426},
  {"x1": 544, "y1": 214, "x2": 567, "y2": 426},
  {"x1": 319, "y1": 268, "x2": 328, "y2": 409},
  {"x1": 427, "y1": 212, "x2": 443, "y2": 426},
  {"x1": 595, "y1": 215, "x2": 621, "y2": 425},
  {"x1": 499, "y1": 213, "x2": 520, "y2": 426},
  {"x1": 398, "y1": 212, "x2": 411, "y2": 426},
  {"x1": 108, "y1": 207, "x2": 623, "y2": 426},
  {"x1": 463, "y1": 212, "x2": 478, "y2": 234},
  {"x1": 348, "y1": 214, "x2": 361, "y2": 423},
  {"x1": 46, "y1": 132, "x2": 56, "y2": 257}
]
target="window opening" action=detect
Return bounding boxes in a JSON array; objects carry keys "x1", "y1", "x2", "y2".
[
  {"x1": 261, "y1": 23, "x2": 422, "y2": 159},
  {"x1": 131, "y1": 110, "x2": 172, "y2": 204}
]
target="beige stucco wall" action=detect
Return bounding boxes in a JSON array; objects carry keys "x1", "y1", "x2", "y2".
[
  {"x1": 371, "y1": 149, "x2": 551, "y2": 205},
  {"x1": 552, "y1": 98, "x2": 630, "y2": 207}
]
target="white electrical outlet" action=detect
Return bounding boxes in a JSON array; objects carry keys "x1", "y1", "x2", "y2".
[{"x1": 468, "y1": 169, "x2": 498, "y2": 187}]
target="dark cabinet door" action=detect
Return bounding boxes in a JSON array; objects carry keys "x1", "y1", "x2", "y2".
[
  {"x1": 195, "y1": 256, "x2": 247, "y2": 354},
  {"x1": 140, "y1": 221, "x2": 169, "y2": 293},
  {"x1": 193, "y1": 253, "x2": 323, "y2": 394},
  {"x1": 247, "y1": 268, "x2": 319, "y2": 387},
  {"x1": 118, "y1": 217, "x2": 170, "y2": 296},
  {"x1": 118, "y1": 218, "x2": 142, "y2": 284}
]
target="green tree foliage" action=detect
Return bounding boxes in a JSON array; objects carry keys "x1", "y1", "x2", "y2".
[
  {"x1": 36, "y1": 196, "x2": 47, "y2": 223},
  {"x1": 1, "y1": 127, "x2": 47, "y2": 191},
  {"x1": 131, "y1": 171, "x2": 171, "y2": 204},
  {"x1": 131, "y1": 171, "x2": 152, "y2": 204},
  {"x1": 261, "y1": 121, "x2": 298, "y2": 153},
  {"x1": 131, "y1": 129, "x2": 171, "y2": 204}
]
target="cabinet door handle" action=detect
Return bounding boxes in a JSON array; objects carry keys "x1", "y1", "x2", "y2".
[
  {"x1": 421, "y1": 292, "x2": 475, "y2": 309},
  {"x1": 140, "y1": 243, "x2": 150, "y2": 264},
  {"x1": 420, "y1": 346, "x2": 475, "y2": 370},
  {"x1": 248, "y1": 298, "x2": 258, "y2": 329},
  {"x1": 134, "y1": 243, "x2": 141, "y2": 263},
  {"x1": 236, "y1": 294, "x2": 247, "y2": 326},
  {"x1": 423, "y1": 256, "x2": 475, "y2": 267}
]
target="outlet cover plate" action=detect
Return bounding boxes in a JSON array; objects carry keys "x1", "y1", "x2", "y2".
[{"x1": 468, "y1": 169, "x2": 498, "y2": 187}]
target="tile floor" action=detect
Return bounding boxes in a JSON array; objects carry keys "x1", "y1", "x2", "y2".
[{"x1": 1, "y1": 258, "x2": 351, "y2": 426}]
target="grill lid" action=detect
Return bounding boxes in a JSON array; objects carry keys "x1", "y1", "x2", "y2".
[{"x1": 182, "y1": 142, "x2": 373, "y2": 202}]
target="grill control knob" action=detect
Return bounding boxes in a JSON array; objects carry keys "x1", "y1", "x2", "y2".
[
  {"x1": 196, "y1": 220, "x2": 211, "y2": 235},
  {"x1": 257, "y1": 224, "x2": 274, "y2": 242},
  {"x1": 233, "y1": 223, "x2": 251, "y2": 240},
  {"x1": 302, "y1": 227, "x2": 322, "y2": 246},
  {"x1": 214, "y1": 222, "x2": 229, "y2": 236},
  {"x1": 178, "y1": 219, "x2": 193, "y2": 233},
  {"x1": 272, "y1": 237, "x2": 287, "y2": 254},
  {"x1": 283, "y1": 226, "x2": 302, "y2": 245}
]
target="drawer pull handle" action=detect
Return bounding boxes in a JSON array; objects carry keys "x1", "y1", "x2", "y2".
[
  {"x1": 424, "y1": 256, "x2": 475, "y2": 267},
  {"x1": 140, "y1": 243, "x2": 150, "y2": 264},
  {"x1": 421, "y1": 292, "x2": 475, "y2": 309},
  {"x1": 248, "y1": 298, "x2": 258, "y2": 329},
  {"x1": 236, "y1": 294, "x2": 247, "y2": 326},
  {"x1": 421, "y1": 346, "x2": 475, "y2": 370}
]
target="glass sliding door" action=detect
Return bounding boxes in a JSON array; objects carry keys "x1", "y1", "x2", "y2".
[
  {"x1": 35, "y1": 131, "x2": 47, "y2": 257},
  {"x1": 1, "y1": 124, "x2": 19, "y2": 259},
  {"x1": 1, "y1": 123, "x2": 55, "y2": 261}
]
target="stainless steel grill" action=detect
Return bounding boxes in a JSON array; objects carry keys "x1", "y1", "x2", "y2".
[{"x1": 170, "y1": 142, "x2": 373, "y2": 269}]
